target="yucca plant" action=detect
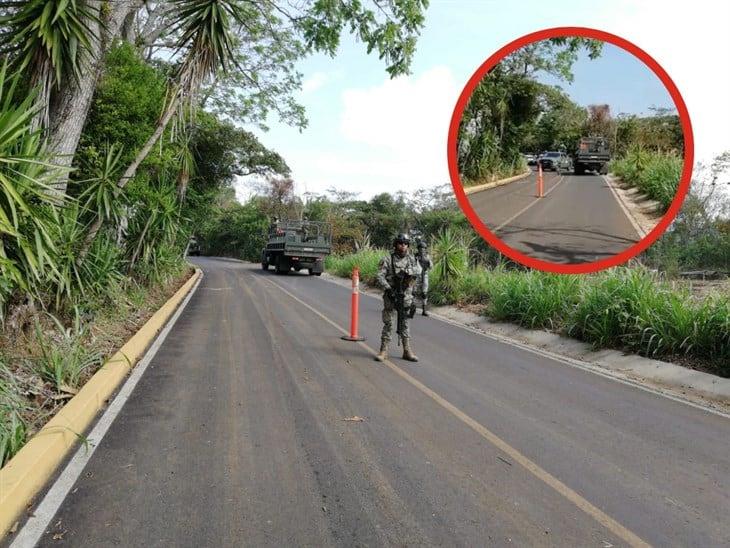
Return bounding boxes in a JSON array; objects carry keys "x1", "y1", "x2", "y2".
[
  {"x1": 0, "y1": 0, "x2": 98, "y2": 131},
  {"x1": 431, "y1": 228, "x2": 471, "y2": 291},
  {"x1": 0, "y1": 359, "x2": 29, "y2": 465},
  {"x1": 33, "y1": 309, "x2": 103, "y2": 393},
  {"x1": 0, "y1": 59, "x2": 67, "y2": 318}
]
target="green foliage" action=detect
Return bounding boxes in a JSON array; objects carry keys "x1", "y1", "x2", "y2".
[
  {"x1": 430, "y1": 228, "x2": 470, "y2": 291},
  {"x1": 0, "y1": 61, "x2": 67, "y2": 315},
  {"x1": 33, "y1": 310, "x2": 103, "y2": 392},
  {"x1": 0, "y1": 0, "x2": 97, "y2": 95},
  {"x1": 198, "y1": 200, "x2": 269, "y2": 261},
  {"x1": 0, "y1": 359, "x2": 28, "y2": 466},
  {"x1": 611, "y1": 149, "x2": 683, "y2": 210},
  {"x1": 300, "y1": 0, "x2": 429, "y2": 78},
  {"x1": 502, "y1": 37, "x2": 603, "y2": 82},
  {"x1": 325, "y1": 248, "x2": 386, "y2": 285},
  {"x1": 74, "y1": 43, "x2": 168, "y2": 178},
  {"x1": 488, "y1": 270, "x2": 582, "y2": 329}
]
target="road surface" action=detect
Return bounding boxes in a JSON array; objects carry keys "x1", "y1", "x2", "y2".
[
  {"x1": 20, "y1": 258, "x2": 730, "y2": 547},
  {"x1": 468, "y1": 169, "x2": 641, "y2": 263}
]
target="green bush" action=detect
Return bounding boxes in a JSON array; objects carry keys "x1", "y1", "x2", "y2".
[
  {"x1": 325, "y1": 249, "x2": 386, "y2": 285},
  {"x1": 611, "y1": 149, "x2": 683, "y2": 211}
]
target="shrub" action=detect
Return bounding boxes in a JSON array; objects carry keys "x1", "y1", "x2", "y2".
[{"x1": 611, "y1": 149, "x2": 683, "y2": 211}]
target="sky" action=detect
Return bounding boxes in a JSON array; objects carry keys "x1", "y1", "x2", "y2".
[
  {"x1": 535, "y1": 43, "x2": 675, "y2": 117},
  {"x1": 235, "y1": 0, "x2": 730, "y2": 202}
]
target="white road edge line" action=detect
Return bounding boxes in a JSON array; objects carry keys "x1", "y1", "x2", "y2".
[
  {"x1": 308, "y1": 268, "x2": 730, "y2": 420},
  {"x1": 494, "y1": 174, "x2": 565, "y2": 232},
  {"x1": 602, "y1": 174, "x2": 646, "y2": 239},
  {"x1": 11, "y1": 272, "x2": 204, "y2": 548}
]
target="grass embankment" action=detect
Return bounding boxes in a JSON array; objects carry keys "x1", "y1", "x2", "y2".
[
  {"x1": 461, "y1": 162, "x2": 528, "y2": 188},
  {"x1": 0, "y1": 267, "x2": 193, "y2": 467},
  {"x1": 327, "y1": 251, "x2": 729, "y2": 376},
  {"x1": 611, "y1": 150, "x2": 683, "y2": 211}
]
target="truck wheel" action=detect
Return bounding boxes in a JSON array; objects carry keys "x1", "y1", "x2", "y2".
[
  {"x1": 275, "y1": 256, "x2": 289, "y2": 274},
  {"x1": 262, "y1": 260, "x2": 269, "y2": 271},
  {"x1": 307, "y1": 268, "x2": 314, "y2": 276}
]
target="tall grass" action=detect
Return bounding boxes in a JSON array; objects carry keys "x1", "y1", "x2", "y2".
[
  {"x1": 325, "y1": 248, "x2": 386, "y2": 285},
  {"x1": 611, "y1": 148, "x2": 683, "y2": 211}
]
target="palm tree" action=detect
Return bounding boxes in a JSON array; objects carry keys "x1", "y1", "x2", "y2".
[{"x1": 79, "y1": 0, "x2": 243, "y2": 257}]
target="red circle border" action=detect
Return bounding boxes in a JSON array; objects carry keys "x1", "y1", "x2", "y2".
[{"x1": 447, "y1": 26, "x2": 694, "y2": 274}]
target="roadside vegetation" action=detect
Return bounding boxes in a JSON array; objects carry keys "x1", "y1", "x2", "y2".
[
  {"x1": 327, "y1": 234, "x2": 729, "y2": 377},
  {"x1": 611, "y1": 149, "x2": 683, "y2": 211},
  {"x1": 0, "y1": 1, "x2": 428, "y2": 465}
]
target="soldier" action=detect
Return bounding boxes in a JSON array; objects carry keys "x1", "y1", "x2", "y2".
[
  {"x1": 415, "y1": 239, "x2": 433, "y2": 316},
  {"x1": 375, "y1": 233, "x2": 422, "y2": 362}
]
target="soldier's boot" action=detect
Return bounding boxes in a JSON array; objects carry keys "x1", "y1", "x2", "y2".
[
  {"x1": 421, "y1": 298, "x2": 429, "y2": 317},
  {"x1": 374, "y1": 339, "x2": 388, "y2": 362},
  {"x1": 401, "y1": 338, "x2": 419, "y2": 362}
]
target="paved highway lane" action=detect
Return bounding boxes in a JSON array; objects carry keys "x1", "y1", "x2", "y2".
[
  {"x1": 27, "y1": 259, "x2": 729, "y2": 547},
  {"x1": 468, "y1": 169, "x2": 641, "y2": 263}
]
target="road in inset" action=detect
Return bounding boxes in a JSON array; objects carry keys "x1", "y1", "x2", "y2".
[
  {"x1": 25, "y1": 258, "x2": 730, "y2": 547},
  {"x1": 468, "y1": 169, "x2": 642, "y2": 263}
]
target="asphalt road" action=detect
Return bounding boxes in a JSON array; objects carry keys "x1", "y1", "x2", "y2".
[
  {"x1": 468, "y1": 169, "x2": 641, "y2": 263},
  {"x1": 28, "y1": 258, "x2": 729, "y2": 546}
]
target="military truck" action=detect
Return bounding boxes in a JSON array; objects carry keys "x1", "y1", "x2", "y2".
[
  {"x1": 261, "y1": 219, "x2": 332, "y2": 275},
  {"x1": 573, "y1": 137, "x2": 611, "y2": 175}
]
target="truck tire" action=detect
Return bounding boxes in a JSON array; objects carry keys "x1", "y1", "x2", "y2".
[
  {"x1": 275, "y1": 256, "x2": 289, "y2": 275},
  {"x1": 599, "y1": 163, "x2": 608, "y2": 175},
  {"x1": 574, "y1": 164, "x2": 585, "y2": 175},
  {"x1": 262, "y1": 260, "x2": 269, "y2": 270}
]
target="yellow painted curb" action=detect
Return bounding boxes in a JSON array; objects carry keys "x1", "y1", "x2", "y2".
[
  {"x1": 0, "y1": 268, "x2": 202, "y2": 537},
  {"x1": 463, "y1": 169, "x2": 531, "y2": 195}
]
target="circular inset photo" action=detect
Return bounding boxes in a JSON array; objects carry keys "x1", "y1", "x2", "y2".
[{"x1": 448, "y1": 28, "x2": 693, "y2": 274}]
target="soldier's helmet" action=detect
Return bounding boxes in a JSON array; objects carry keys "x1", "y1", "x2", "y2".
[
  {"x1": 416, "y1": 239, "x2": 427, "y2": 249},
  {"x1": 393, "y1": 233, "x2": 410, "y2": 246}
]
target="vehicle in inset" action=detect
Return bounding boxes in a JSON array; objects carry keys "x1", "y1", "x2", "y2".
[
  {"x1": 522, "y1": 153, "x2": 538, "y2": 166},
  {"x1": 538, "y1": 151, "x2": 573, "y2": 173},
  {"x1": 261, "y1": 219, "x2": 332, "y2": 275},
  {"x1": 573, "y1": 137, "x2": 610, "y2": 175}
]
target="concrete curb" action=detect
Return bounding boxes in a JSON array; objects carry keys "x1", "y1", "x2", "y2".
[
  {"x1": 0, "y1": 268, "x2": 202, "y2": 537},
  {"x1": 463, "y1": 169, "x2": 531, "y2": 195}
]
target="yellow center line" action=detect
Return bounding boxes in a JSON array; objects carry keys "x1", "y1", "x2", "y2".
[
  {"x1": 494, "y1": 174, "x2": 566, "y2": 233},
  {"x1": 261, "y1": 274, "x2": 651, "y2": 548}
]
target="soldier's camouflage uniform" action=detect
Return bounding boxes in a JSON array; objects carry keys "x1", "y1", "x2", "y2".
[
  {"x1": 415, "y1": 248, "x2": 433, "y2": 304},
  {"x1": 376, "y1": 252, "x2": 422, "y2": 344}
]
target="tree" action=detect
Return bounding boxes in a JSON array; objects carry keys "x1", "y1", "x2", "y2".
[{"x1": 0, "y1": 0, "x2": 144, "y2": 195}]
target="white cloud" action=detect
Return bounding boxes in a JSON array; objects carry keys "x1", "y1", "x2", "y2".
[
  {"x1": 601, "y1": 0, "x2": 730, "y2": 163},
  {"x1": 332, "y1": 65, "x2": 460, "y2": 194},
  {"x1": 302, "y1": 72, "x2": 329, "y2": 94}
]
